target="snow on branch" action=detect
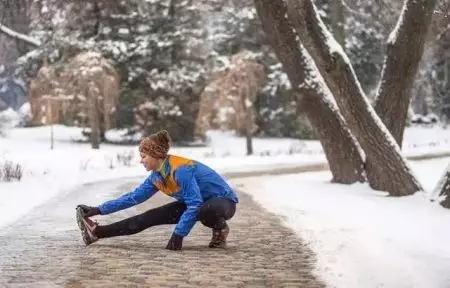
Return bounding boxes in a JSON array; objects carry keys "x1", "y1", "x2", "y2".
[{"x1": 0, "y1": 23, "x2": 41, "y2": 47}]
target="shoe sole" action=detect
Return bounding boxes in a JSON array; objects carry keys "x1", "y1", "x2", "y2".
[
  {"x1": 76, "y1": 207, "x2": 85, "y2": 231},
  {"x1": 209, "y1": 243, "x2": 227, "y2": 248},
  {"x1": 76, "y1": 207, "x2": 92, "y2": 245}
]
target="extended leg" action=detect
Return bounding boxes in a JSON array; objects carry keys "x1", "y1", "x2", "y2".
[{"x1": 95, "y1": 201, "x2": 186, "y2": 238}]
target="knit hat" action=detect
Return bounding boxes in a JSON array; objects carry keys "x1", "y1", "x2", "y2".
[{"x1": 139, "y1": 130, "x2": 171, "y2": 159}]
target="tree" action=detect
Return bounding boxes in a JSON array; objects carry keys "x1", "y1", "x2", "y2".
[
  {"x1": 374, "y1": 0, "x2": 438, "y2": 147},
  {"x1": 431, "y1": 0, "x2": 450, "y2": 207},
  {"x1": 430, "y1": 0, "x2": 450, "y2": 122},
  {"x1": 330, "y1": 0, "x2": 345, "y2": 48},
  {"x1": 0, "y1": 0, "x2": 35, "y2": 63},
  {"x1": 275, "y1": 0, "x2": 434, "y2": 196},
  {"x1": 195, "y1": 52, "x2": 266, "y2": 155},
  {"x1": 338, "y1": 0, "x2": 404, "y2": 96},
  {"x1": 227, "y1": 53, "x2": 266, "y2": 155},
  {"x1": 253, "y1": 0, "x2": 365, "y2": 184}
]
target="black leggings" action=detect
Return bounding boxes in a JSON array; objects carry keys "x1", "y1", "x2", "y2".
[{"x1": 95, "y1": 197, "x2": 236, "y2": 238}]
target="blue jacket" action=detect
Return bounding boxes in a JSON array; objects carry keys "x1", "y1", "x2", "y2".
[{"x1": 98, "y1": 155, "x2": 238, "y2": 237}]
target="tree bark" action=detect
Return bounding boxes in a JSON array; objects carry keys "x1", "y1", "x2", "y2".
[
  {"x1": 87, "y1": 83, "x2": 100, "y2": 149},
  {"x1": 284, "y1": 0, "x2": 423, "y2": 196},
  {"x1": 434, "y1": 163, "x2": 450, "y2": 208},
  {"x1": 301, "y1": 96, "x2": 365, "y2": 184},
  {"x1": 254, "y1": 0, "x2": 365, "y2": 184},
  {"x1": 374, "y1": 0, "x2": 438, "y2": 147},
  {"x1": 242, "y1": 92, "x2": 254, "y2": 156},
  {"x1": 0, "y1": 0, "x2": 34, "y2": 63},
  {"x1": 331, "y1": 0, "x2": 345, "y2": 48},
  {"x1": 245, "y1": 113, "x2": 253, "y2": 155}
]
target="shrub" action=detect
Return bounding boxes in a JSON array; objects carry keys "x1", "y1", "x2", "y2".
[
  {"x1": 116, "y1": 151, "x2": 134, "y2": 167},
  {"x1": 0, "y1": 161, "x2": 23, "y2": 182}
]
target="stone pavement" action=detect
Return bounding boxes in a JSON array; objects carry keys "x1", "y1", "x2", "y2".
[{"x1": 0, "y1": 177, "x2": 326, "y2": 288}]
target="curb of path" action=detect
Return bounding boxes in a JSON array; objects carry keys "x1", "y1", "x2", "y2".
[{"x1": 223, "y1": 151, "x2": 450, "y2": 180}]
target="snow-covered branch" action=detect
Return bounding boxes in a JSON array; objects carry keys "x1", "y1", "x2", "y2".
[{"x1": 0, "y1": 23, "x2": 41, "y2": 47}]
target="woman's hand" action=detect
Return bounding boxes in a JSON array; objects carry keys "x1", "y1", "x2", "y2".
[
  {"x1": 165, "y1": 234, "x2": 183, "y2": 251},
  {"x1": 77, "y1": 204, "x2": 100, "y2": 217}
]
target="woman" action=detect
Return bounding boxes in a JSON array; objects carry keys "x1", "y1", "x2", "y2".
[{"x1": 76, "y1": 130, "x2": 238, "y2": 251}]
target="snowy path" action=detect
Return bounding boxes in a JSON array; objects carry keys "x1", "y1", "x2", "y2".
[{"x1": 0, "y1": 177, "x2": 325, "y2": 288}]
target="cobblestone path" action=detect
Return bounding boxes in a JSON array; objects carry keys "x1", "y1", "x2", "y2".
[{"x1": 0, "y1": 177, "x2": 326, "y2": 288}]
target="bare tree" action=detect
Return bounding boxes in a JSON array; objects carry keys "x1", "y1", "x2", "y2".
[
  {"x1": 229, "y1": 55, "x2": 265, "y2": 156},
  {"x1": 195, "y1": 52, "x2": 266, "y2": 156},
  {"x1": 374, "y1": 0, "x2": 438, "y2": 147},
  {"x1": 282, "y1": 0, "x2": 423, "y2": 196},
  {"x1": 253, "y1": 0, "x2": 365, "y2": 184}
]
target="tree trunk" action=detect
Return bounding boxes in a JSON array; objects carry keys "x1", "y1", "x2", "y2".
[
  {"x1": 243, "y1": 97, "x2": 254, "y2": 155},
  {"x1": 301, "y1": 96, "x2": 365, "y2": 184},
  {"x1": 88, "y1": 84, "x2": 100, "y2": 149},
  {"x1": 253, "y1": 0, "x2": 365, "y2": 184},
  {"x1": 285, "y1": 0, "x2": 423, "y2": 196},
  {"x1": 434, "y1": 163, "x2": 450, "y2": 208},
  {"x1": 331, "y1": 0, "x2": 345, "y2": 48},
  {"x1": 245, "y1": 121, "x2": 253, "y2": 155},
  {"x1": 374, "y1": 0, "x2": 438, "y2": 147},
  {"x1": 0, "y1": 0, "x2": 35, "y2": 64}
]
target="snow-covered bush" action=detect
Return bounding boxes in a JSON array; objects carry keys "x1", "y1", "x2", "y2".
[
  {"x1": 116, "y1": 151, "x2": 134, "y2": 167},
  {"x1": 0, "y1": 160, "x2": 23, "y2": 182}
]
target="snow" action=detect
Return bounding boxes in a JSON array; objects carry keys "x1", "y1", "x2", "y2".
[
  {"x1": 0, "y1": 23, "x2": 41, "y2": 47},
  {"x1": 0, "y1": 108, "x2": 27, "y2": 129},
  {"x1": 1, "y1": 125, "x2": 450, "y2": 287},
  {"x1": 231, "y1": 157, "x2": 450, "y2": 288},
  {"x1": 387, "y1": 0, "x2": 408, "y2": 44}
]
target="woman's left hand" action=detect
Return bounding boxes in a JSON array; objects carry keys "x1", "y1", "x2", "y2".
[{"x1": 165, "y1": 234, "x2": 183, "y2": 251}]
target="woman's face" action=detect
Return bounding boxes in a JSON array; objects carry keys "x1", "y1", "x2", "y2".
[{"x1": 140, "y1": 152, "x2": 160, "y2": 171}]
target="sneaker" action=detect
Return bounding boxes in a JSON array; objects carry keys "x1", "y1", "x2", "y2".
[
  {"x1": 76, "y1": 207, "x2": 99, "y2": 246},
  {"x1": 209, "y1": 223, "x2": 229, "y2": 248}
]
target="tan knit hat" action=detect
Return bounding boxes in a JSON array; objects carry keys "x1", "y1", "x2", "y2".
[{"x1": 139, "y1": 130, "x2": 171, "y2": 159}]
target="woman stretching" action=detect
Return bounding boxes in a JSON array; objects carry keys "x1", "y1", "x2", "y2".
[{"x1": 76, "y1": 130, "x2": 238, "y2": 251}]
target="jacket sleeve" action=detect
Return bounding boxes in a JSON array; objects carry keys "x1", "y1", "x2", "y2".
[
  {"x1": 172, "y1": 165, "x2": 203, "y2": 237},
  {"x1": 98, "y1": 175, "x2": 158, "y2": 215}
]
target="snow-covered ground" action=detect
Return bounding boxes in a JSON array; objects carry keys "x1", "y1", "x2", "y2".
[
  {"x1": 231, "y1": 157, "x2": 450, "y2": 288},
  {"x1": 1, "y1": 125, "x2": 450, "y2": 288}
]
